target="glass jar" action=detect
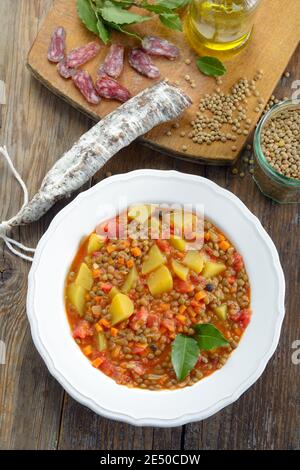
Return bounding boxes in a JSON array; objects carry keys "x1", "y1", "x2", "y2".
[
  {"x1": 184, "y1": 0, "x2": 262, "y2": 55},
  {"x1": 253, "y1": 100, "x2": 300, "y2": 204}
]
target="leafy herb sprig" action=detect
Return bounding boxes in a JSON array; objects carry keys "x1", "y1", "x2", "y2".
[
  {"x1": 77, "y1": 0, "x2": 189, "y2": 44},
  {"x1": 196, "y1": 56, "x2": 227, "y2": 77},
  {"x1": 171, "y1": 323, "x2": 229, "y2": 381}
]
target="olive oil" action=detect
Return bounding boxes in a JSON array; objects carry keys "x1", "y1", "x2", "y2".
[{"x1": 184, "y1": 0, "x2": 261, "y2": 56}]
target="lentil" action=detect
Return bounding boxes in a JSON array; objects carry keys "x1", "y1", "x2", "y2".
[{"x1": 66, "y1": 206, "x2": 251, "y2": 391}]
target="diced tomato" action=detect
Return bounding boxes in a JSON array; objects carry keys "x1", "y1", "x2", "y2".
[
  {"x1": 161, "y1": 318, "x2": 176, "y2": 332},
  {"x1": 227, "y1": 276, "x2": 236, "y2": 284},
  {"x1": 233, "y1": 253, "x2": 244, "y2": 272},
  {"x1": 126, "y1": 361, "x2": 145, "y2": 375},
  {"x1": 156, "y1": 239, "x2": 170, "y2": 253},
  {"x1": 173, "y1": 278, "x2": 194, "y2": 293},
  {"x1": 101, "y1": 283, "x2": 112, "y2": 293},
  {"x1": 137, "y1": 306, "x2": 149, "y2": 322},
  {"x1": 147, "y1": 314, "x2": 160, "y2": 328},
  {"x1": 239, "y1": 309, "x2": 251, "y2": 328},
  {"x1": 132, "y1": 344, "x2": 147, "y2": 354},
  {"x1": 96, "y1": 222, "x2": 108, "y2": 236},
  {"x1": 100, "y1": 359, "x2": 116, "y2": 377},
  {"x1": 130, "y1": 307, "x2": 149, "y2": 330},
  {"x1": 73, "y1": 320, "x2": 93, "y2": 339},
  {"x1": 204, "y1": 246, "x2": 215, "y2": 257}
]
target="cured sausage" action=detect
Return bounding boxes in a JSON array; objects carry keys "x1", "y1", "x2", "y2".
[
  {"x1": 95, "y1": 76, "x2": 131, "y2": 102},
  {"x1": 3, "y1": 81, "x2": 191, "y2": 228},
  {"x1": 66, "y1": 42, "x2": 101, "y2": 69},
  {"x1": 98, "y1": 44, "x2": 125, "y2": 79},
  {"x1": 128, "y1": 49, "x2": 160, "y2": 79},
  {"x1": 141, "y1": 36, "x2": 180, "y2": 60},
  {"x1": 72, "y1": 70, "x2": 101, "y2": 105},
  {"x1": 48, "y1": 26, "x2": 66, "y2": 63}
]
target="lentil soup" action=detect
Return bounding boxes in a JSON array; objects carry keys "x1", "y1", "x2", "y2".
[{"x1": 65, "y1": 205, "x2": 251, "y2": 390}]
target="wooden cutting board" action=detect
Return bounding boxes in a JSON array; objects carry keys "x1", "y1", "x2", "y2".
[{"x1": 27, "y1": 0, "x2": 300, "y2": 164}]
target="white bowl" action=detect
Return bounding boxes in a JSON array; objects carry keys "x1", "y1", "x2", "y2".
[{"x1": 27, "y1": 170, "x2": 285, "y2": 427}]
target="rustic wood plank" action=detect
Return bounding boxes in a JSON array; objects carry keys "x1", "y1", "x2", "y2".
[
  {"x1": 0, "y1": 0, "x2": 91, "y2": 450},
  {"x1": 180, "y1": 46, "x2": 300, "y2": 450},
  {"x1": 27, "y1": 0, "x2": 300, "y2": 163},
  {"x1": 57, "y1": 145, "x2": 184, "y2": 450},
  {"x1": 1, "y1": 0, "x2": 299, "y2": 451}
]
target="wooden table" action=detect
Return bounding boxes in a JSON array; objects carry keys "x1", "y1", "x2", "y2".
[{"x1": 0, "y1": 0, "x2": 299, "y2": 450}]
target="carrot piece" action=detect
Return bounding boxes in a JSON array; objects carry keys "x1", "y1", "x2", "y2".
[
  {"x1": 110, "y1": 327, "x2": 118, "y2": 337},
  {"x1": 176, "y1": 314, "x2": 187, "y2": 324},
  {"x1": 131, "y1": 247, "x2": 142, "y2": 257},
  {"x1": 111, "y1": 345, "x2": 121, "y2": 358},
  {"x1": 119, "y1": 240, "x2": 130, "y2": 249},
  {"x1": 100, "y1": 318, "x2": 111, "y2": 328},
  {"x1": 219, "y1": 240, "x2": 230, "y2": 251},
  {"x1": 92, "y1": 357, "x2": 104, "y2": 368},
  {"x1": 126, "y1": 259, "x2": 134, "y2": 268},
  {"x1": 204, "y1": 231, "x2": 210, "y2": 241},
  {"x1": 95, "y1": 323, "x2": 103, "y2": 333},
  {"x1": 117, "y1": 257, "x2": 125, "y2": 265},
  {"x1": 187, "y1": 307, "x2": 197, "y2": 318},
  {"x1": 159, "y1": 303, "x2": 170, "y2": 312},
  {"x1": 195, "y1": 291, "x2": 206, "y2": 301},
  {"x1": 83, "y1": 345, "x2": 93, "y2": 356},
  {"x1": 106, "y1": 244, "x2": 117, "y2": 254},
  {"x1": 179, "y1": 304, "x2": 187, "y2": 314},
  {"x1": 92, "y1": 269, "x2": 102, "y2": 279}
]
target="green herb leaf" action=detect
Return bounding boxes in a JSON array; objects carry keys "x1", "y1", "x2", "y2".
[
  {"x1": 107, "y1": 22, "x2": 142, "y2": 41},
  {"x1": 140, "y1": 2, "x2": 171, "y2": 14},
  {"x1": 93, "y1": 0, "x2": 105, "y2": 8},
  {"x1": 194, "y1": 323, "x2": 229, "y2": 350},
  {"x1": 111, "y1": 0, "x2": 134, "y2": 8},
  {"x1": 159, "y1": 12, "x2": 182, "y2": 31},
  {"x1": 158, "y1": 0, "x2": 190, "y2": 9},
  {"x1": 171, "y1": 334, "x2": 200, "y2": 381},
  {"x1": 77, "y1": 0, "x2": 99, "y2": 35},
  {"x1": 100, "y1": 1, "x2": 151, "y2": 25},
  {"x1": 196, "y1": 56, "x2": 227, "y2": 77},
  {"x1": 97, "y1": 17, "x2": 111, "y2": 43}
]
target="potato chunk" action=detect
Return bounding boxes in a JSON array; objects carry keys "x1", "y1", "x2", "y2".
[
  {"x1": 142, "y1": 244, "x2": 165, "y2": 275},
  {"x1": 147, "y1": 265, "x2": 173, "y2": 296},
  {"x1": 202, "y1": 261, "x2": 226, "y2": 278},
  {"x1": 172, "y1": 259, "x2": 189, "y2": 281},
  {"x1": 109, "y1": 293, "x2": 134, "y2": 325},
  {"x1": 67, "y1": 283, "x2": 86, "y2": 316},
  {"x1": 214, "y1": 304, "x2": 227, "y2": 321},
  {"x1": 87, "y1": 233, "x2": 106, "y2": 254},
  {"x1": 109, "y1": 286, "x2": 119, "y2": 299},
  {"x1": 122, "y1": 265, "x2": 138, "y2": 293},
  {"x1": 183, "y1": 251, "x2": 204, "y2": 274},
  {"x1": 75, "y1": 262, "x2": 93, "y2": 291},
  {"x1": 170, "y1": 236, "x2": 186, "y2": 252}
]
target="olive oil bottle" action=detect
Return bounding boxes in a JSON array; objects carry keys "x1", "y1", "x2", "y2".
[{"x1": 184, "y1": 0, "x2": 262, "y2": 56}]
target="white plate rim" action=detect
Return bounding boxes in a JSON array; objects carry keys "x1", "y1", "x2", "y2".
[{"x1": 27, "y1": 169, "x2": 285, "y2": 427}]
